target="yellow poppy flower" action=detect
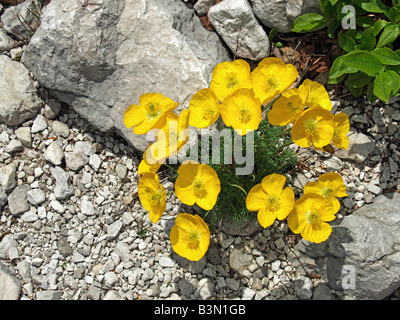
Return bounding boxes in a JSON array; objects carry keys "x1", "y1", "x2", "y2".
[
  {"x1": 292, "y1": 107, "x2": 334, "y2": 149},
  {"x1": 175, "y1": 160, "x2": 221, "y2": 211},
  {"x1": 220, "y1": 88, "x2": 262, "y2": 136},
  {"x1": 267, "y1": 88, "x2": 307, "y2": 126},
  {"x1": 251, "y1": 57, "x2": 298, "y2": 105},
  {"x1": 210, "y1": 59, "x2": 252, "y2": 101},
  {"x1": 287, "y1": 193, "x2": 336, "y2": 243},
  {"x1": 124, "y1": 93, "x2": 179, "y2": 135},
  {"x1": 300, "y1": 79, "x2": 332, "y2": 111},
  {"x1": 138, "y1": 143, "x2": 163, "y2": 176},
  {"x1": 332, "y1": 113, "x2": 350, "y2": 150},
  {"x1": 147, "y1": 110, "x2": 190, "y2": 162},
  {"x1": 170, "y1": 213, "x2": 210, "y2": 261},
  {"x1": 138, "y1": 172, "x2": 166, "y2": 224},
  {"x1": 246, "y1": 174, "x2": 295, "y2": 228},
  {"x1": 303, "y1": 172, "x2": 348, "y2": 214},
  {"x1": 188, "y1": 88, "x2": 220, "y2": 128}
]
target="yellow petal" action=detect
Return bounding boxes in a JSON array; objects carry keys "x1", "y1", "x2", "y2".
[
  {"x1": 175, "y1": 175, "x2": 196, "y2": 206},
  {"x1": 124, "y1": 104, "x2": 146, "y2": 129},
  {"x1": 220, "y1": 88, "x2": 262, "y2": 135},
  {"x1": 246, "y1": 184, "x2": 269, "y2": 212},
  {"x1": 251, "y1": 58, "x2": 298, "y2": 104},
  {"x1": 275, "y1": 187, "x2": 295, "y2": 220},
  {"x1": 261, "y1": 173, "x2": 286, "y2": 196},
  {"x1": 287, "y1": 208, "x2": 306, "y2": 235},
  {"x1": 257, "y1": 207, "x2": 277, "y2": 228},
  {"x1": 300, "y1": 79, "x2": 332, "y2": 111},
  {"x1": 333, "y1": 113, "x2": 350, "y2": 149},
  {"x1": 301, "y1": 221, "x2": 332, "y2": 243},
  {"x1": 210, "y1": 59, "x2": 252, "y2": 101},
  {"x1": 189, "y1": 88, "x2": 220, "y2": 128},
  {"x1": 170, "y1": 213, "x2": 210, "y2": 261},
  {"x1": 268, "y1": 88, "x2": 306, "y2": 125}
]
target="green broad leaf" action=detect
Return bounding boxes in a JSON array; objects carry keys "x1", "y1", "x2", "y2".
[
  {"x1": 367, "y1": 82, "x2": 378, "y2": 103},
  {"x1": 321, "y1": 0, "x2": 338, "y2": 18},
  {"x1": 386, "y1": 70, "x2": 400, "y2": 94},
  {"x1": 328, "y1": 73, "x2": 347, "y2": 85},
  {"x1": 360, "y1": 27, "x2": 376, "y2": 51},
  {"x1": 372, "y1": 48, "x2": 400, "y2": 65},
  {"x1": 269, "y1": 29, "x2": 278, "y2": 41},
  {"x1": 374, "y1": 70, "x2": 393, "y2": 102},
  {"x1": 354, "y1": 0, "x2": 388, "y2": 13},
  {"x1": 328, "y1": 56, "x2": 358, "y2": 82},
  {"x1": 291, "y1": 14, "x2": 331, "y2": 33},
  {"x1": 329, "y1": 0, "x2": 338, "y2": 5},
  {"x1": 384, "y1": 6, "x2": 400, "y2": 22},
  {"x1": 372, "y1": 19, "x2": 388, "y2": 36},
  {"x1": 338, "y1": 32, "x2": 357, "y2": 52},
  {"x1": 356, "y1": 16, "x2": 374, "y2": 28},
  {"x1": 376, "y1": 24, "x2": 399, "y2": 48},
  {"x1": 348, "y1": 85, "x2": 364, "y2": 97},
  {"x1": 341, "y1": 51, "x2": 384, "y2": 75},
  {"x1": 327, "y1": 19, "x2": 341, "y2": 38},
  {"x1": 345, "y1": 72, "x2": 373, "y2": 88}
]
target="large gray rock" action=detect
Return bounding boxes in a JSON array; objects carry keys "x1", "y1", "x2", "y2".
[
  {"x1": 0, "y1": 261, "x2": 21, "y2": 300},
  {"x1": 0, "y1": 163, "x2": 17, "y2": 192},
  {"x1": 51, "y1": 166, "x2": 74, "y2": 200},
  {"x1": 208, "y1": 0, "x2": 270, "y2": 61},
  {"x1": 0, "y1": 28, "x2": 15, "y2": 51},
  {"x1": 249, "y1": 0, "x2": 322, "y2": 33},
  {"x1": 22, "y1": 0, "x2": 230, "y2": 153},
  {"x1": 291, "y1": 193, "x2": 400, "y2": 300},
  {"x1": 8, "y1": 184, "x2": 31, "y2": 216},
  {"x1": 0, "y1": 55, "x2": 42, "y2": 126},
  {"x1": 1, "y1": 0, "x2": 40, "y2": 40},
  {"x1": 335, "y1": 131, "x2": 376, "y2": 164}
]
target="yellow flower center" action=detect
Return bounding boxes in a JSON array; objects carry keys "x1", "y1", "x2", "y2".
[
  {"x1": 202, "y1": 105, "x2": 217, "y2": 121},
  {"x1": 148, "y1": 189, "x2": 162, "y2": 211},
  {"x1": 239, "y1": 106, "x2": 252, "y2": 124},
  {"x1": 192, "y1": 178, "x2": 207, "y2": 199},
  {"x1": 304, "y1": 118, "x2": 319, "y2": 139},
  {"x1": 305, "y1": 210, "x2": 320, "y2": 224},
  {"x1": 267, "y1": 194, "x2": 281, "y2": 211},
  {"x1": 185, "y1": 229, "x2": 201, "y2": 250},
  {"x1": 225, "y1": 71, "x2": 239, "y2": 88},
  {"x1": 321, "y1": 185, "x2": 334, "y2": 200},
  {"x1": 145, "y1": 102, "x2": 162, "y2": 120},
  {"x1": 266, "y1": 77, "x2": 279, "y2": 92}
]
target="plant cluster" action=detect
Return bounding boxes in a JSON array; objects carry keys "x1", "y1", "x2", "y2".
[
  {"x1": 291, "y1": 0, "x2": 400, "y2": 103},
  {"x1": 124, "y1": 57, "x2": 350, "y2": 262}
]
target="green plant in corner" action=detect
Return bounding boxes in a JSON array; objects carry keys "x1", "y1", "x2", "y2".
[{"x1": 291, "y1": 0, "x2": 400, "y2": 103}]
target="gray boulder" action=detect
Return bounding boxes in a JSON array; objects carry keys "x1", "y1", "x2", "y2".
[
  {"x1": 0, "y1": 28, "x2": 15, "y2": 51},
  {"x1": 291, "y1": 192, "x2": 400, "y2": 300},
  {"x1": 0, "y1": 261, "x2": 21, "y2": 300},
  {"x1": 208, "y1": 0, "x2": 270, "y2": 60},
  {"x1": 0, "y1": 54, "x2": 42, "y2": 126},
  {"x1": 22, "y1": 0, "x2": 230, "y2": 153},
  {"x1": 249, "y1": 0, "x2": 322, "y2": 33},
  {"x1": 335, "y1": 131, "x2": 376, "y2": 164},
  {"x1": 1, "y1": 0, "x2": 40, "y2": 40}
]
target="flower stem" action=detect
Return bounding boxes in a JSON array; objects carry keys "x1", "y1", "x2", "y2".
[
  {"x1": 162, "y1": 163, "x2": 178, "y2": 175},
  {"x1": 228, "y1": 183, "x2": 248, "y2": 197}
]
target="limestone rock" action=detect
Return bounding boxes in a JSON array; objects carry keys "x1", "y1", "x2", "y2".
[
  {"x1": 292, "y1": 193, "x2": 400, "y2": 300},
  {"x1": 0, "y1": 261, "x2": 21, "y2": 300},
  {"x1": 0, "y1": 55, "x2": 42, "y2": 126},
  {"x1": 208, "y1": 0, "x2": 270, "y2": 60},
  {"x1": 1, "y1": 0, "x2": 40, "y2": 40},
  {"x1": 22, "y1": 0, "x2": 230, "y2": 153},
  {"x1": 249, "y1": 0, "x2": 322, "y2": 33}
]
